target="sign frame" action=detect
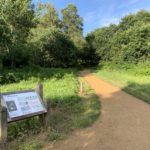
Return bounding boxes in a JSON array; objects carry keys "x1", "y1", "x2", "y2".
[{"x1": 1, "y1": 90, "x2": 47, "y2": 123}]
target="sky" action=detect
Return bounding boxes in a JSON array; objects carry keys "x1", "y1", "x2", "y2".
[{"x1": 33, "y1": 0, "x2": 150, "y2": 35}]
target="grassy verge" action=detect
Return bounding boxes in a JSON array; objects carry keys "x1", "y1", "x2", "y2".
[
  {"x1": 93, "y1": 62, "x2": 150, "y2": 103},
  {"x1": 0, "y1": 67, "x2": 100, "y2": 150}
]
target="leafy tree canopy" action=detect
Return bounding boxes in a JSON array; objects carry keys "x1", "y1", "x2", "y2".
[{"x1": 87, "y1": 10, "x2": 150, "y2": 64}]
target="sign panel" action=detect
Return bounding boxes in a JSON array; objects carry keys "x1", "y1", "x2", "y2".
[{"x1": 1, "y1": 90, "x2": 47, "y2": 122}]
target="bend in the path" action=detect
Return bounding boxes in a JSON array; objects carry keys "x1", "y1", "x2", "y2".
[{"x1": 43, "y1": 70, "x2": 150, "y2": 150}]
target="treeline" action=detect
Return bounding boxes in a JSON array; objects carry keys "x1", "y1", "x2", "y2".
[
  {"x1": 0, "y1": 0, "x2": 99, "y2": 68},
  {"x1": 0, "y1": 1, "x2": 149, "y2": 69},
  {"x1": 87, "y1": 10, "x2": 150, "y2": 64}
]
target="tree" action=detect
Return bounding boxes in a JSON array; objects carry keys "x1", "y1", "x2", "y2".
[
  {"x1": 89, "y1": 24, "x2": 118, "y2": 61},
  {"x1": 119, "y1": 23, "x2": 150, "y2": 63},
  {"x1": 30, "y1": 28, "x2": 77, "y2": 67},
  {"x1": 136, "y1": 10, "x2": 150, "y2": 23},
  {"x1": 61, "y1": 4, "x2": 83, "y2": 36},
  {"x1": 119, "y1": 14, "x2": 137, "y2": 31},
  {"x1": 37, "y1": 3, "x2": 60, "y2": 28},
  {"x1": 61, "y1": 4, "x2": 85, "y2": 51},
  {"x1": 0, "y1": 17, "x2": 11, "y2": 68},
  {"x1": 111, "y1": 11, "x2": 150, "y2": 63},
  {"x1": 76, "y1": 33, "x2": 100, "y2": 66},
  {"x1": 0, "y1": 0, "x2": 35, "y2": 68},
  {"x1": 87, "y1": 10, "x2": 150, "y2": 64}
]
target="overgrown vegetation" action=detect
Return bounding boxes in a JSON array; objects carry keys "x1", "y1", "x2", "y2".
[
  {"x1": 0, "y1": 1, "x2": 98, "y2": 68},
  {"x1": 1, "y1": 68, "x2": 100, "y2": 150},
  {"x1": 0, "y1": 0, "x2": 150, "y2": 149},
  {"x1": 87, "y1": 10, "x2": 150, "y2": 64},
  {"x1": 0, "y1": 1, "x2": 149, "y2": 67},
  {"x1": 1, "y1": 1, "x2": 149, "y2": 67},
  {"x1": 94, "y1": 63, "x2": 150, "y2": 103},
  {"x1": 87, "y1": 10, "x2": 150, "y2": 104}
]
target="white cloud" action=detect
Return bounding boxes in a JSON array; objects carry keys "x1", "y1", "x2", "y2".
[
  {"x1": 99, "y1": 17, "x2": 120, "y2": 27},
  {"x1": 84, "y1": 10, "x2": 120, "y2": 28},
  {"x1": 83, "y1": 0, "x2": 148, "y2": 34}
]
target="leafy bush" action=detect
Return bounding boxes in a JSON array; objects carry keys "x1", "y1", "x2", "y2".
[
  {"x1": 30, "y1": 28, "x2": 77, "y2": 67},
  {"x1": 87, "y1": 10, "x2": 150, "y2": 64}
]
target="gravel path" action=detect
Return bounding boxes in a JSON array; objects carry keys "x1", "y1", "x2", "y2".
[{"x1": 43, "y1": 70, "x2": 150, "y2": 150}]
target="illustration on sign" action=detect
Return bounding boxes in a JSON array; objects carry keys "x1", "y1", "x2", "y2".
[{"x1": 6, "y1": 101, "x2": 17, "y2": 112}]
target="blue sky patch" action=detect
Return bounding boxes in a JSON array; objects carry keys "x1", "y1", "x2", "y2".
[{"x1": 33, "y1": 0, "x2": 150, "y2": 35}]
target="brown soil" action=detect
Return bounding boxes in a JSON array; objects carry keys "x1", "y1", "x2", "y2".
[{"x1": 43, "y1": 70, "x2": 150, "y2": 150}]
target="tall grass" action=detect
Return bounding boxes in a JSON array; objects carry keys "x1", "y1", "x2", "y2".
[
  {"x1": 0, "y1": 67, "x2": 78, "y2": 141},
  {"x1": 0, "y1": 67, "x2": 100, "y2": 150},
  {"x1": 0, "y1": 67, "x2": 78, "y2": 105},
  {"x1": 93, "y1": 62, "x2": 150, "y2": 103}
]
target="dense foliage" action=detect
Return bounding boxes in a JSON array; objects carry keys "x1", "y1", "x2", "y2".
[
  {"x1": 0, "y1": 1, "x2": 98, "y2": 68},
  {"x1": 0, "y1": 1, "x2": 149, "y2": 68},
  {"x1": 30, "y1": 28, "x2": 77, "y2": 67},
  {"x1": 87, "y1": 10, "x2": 150, "y2": 64},
  {"x1": 0, "y1": 2, "x2": 149, "y2": 149},
  {"x1": 0, "y1": 0, "x2": 35, "y2": 68}
]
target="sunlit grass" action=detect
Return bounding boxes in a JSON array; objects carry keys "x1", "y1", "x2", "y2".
[
  {"x1": 1, "y1": 68, "x2": 78, "y2": 104},
  {"x1": 1, "y1": 67, "x2": 100, "y2": 150},
  {"x1": 94, "y1": 63, "x2": 150, "y2": 103}
]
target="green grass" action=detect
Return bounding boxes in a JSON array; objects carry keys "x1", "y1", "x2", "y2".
[
  {"x1": 17, "y1": 143, "x2": 42, "y2": 150},
  {"x1": 0, "y1": 67, "x2": 100, "y2": 150},
  {"x1": 0, "y1": 67, "x2": 78, "y2": 104},
  {"x1": 93, "y1": 63, "x2": 150, "y2": 103}
]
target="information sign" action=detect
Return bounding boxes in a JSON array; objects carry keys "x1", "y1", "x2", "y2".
[{"x1": 1, "y1": 90, "x2": 47, "y2": 122}]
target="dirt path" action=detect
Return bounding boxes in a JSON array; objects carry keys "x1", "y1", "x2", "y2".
[{"x1": 43, "y1": 70, "x2": 150, "y2": 150}]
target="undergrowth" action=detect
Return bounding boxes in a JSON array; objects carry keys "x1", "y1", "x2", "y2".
[{"x1": 0, "y1": 67, "x2": 100, "y2": 150}]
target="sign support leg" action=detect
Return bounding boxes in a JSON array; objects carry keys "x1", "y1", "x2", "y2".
[
  {"x1": 36, "y1": 83, "x2": 50, "y2": 128},
  {"x1": 0, "y1": 106, "x2": 7, "y2": 144},
  {"x1": 43, "y1": 101, "x2": 50, "y2": 128}
]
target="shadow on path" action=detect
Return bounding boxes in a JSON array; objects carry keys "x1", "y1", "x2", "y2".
[{"x1": 43, "y1": 70, "x2": 150, "y2": 150}]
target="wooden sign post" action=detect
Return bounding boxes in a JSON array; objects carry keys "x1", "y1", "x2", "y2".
[
  {"x1": 0, "y1": 106, "x2": 7, "y2": 143},
  {"x1": 80, "y1": 81, "x2": 84, "y2": 94},
  {"x1": 0, "y1": 83, "x2": 50, "y2": 144},
  {"x1": 36, "y1": 83, "x2": 50, "y2": 128}
]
